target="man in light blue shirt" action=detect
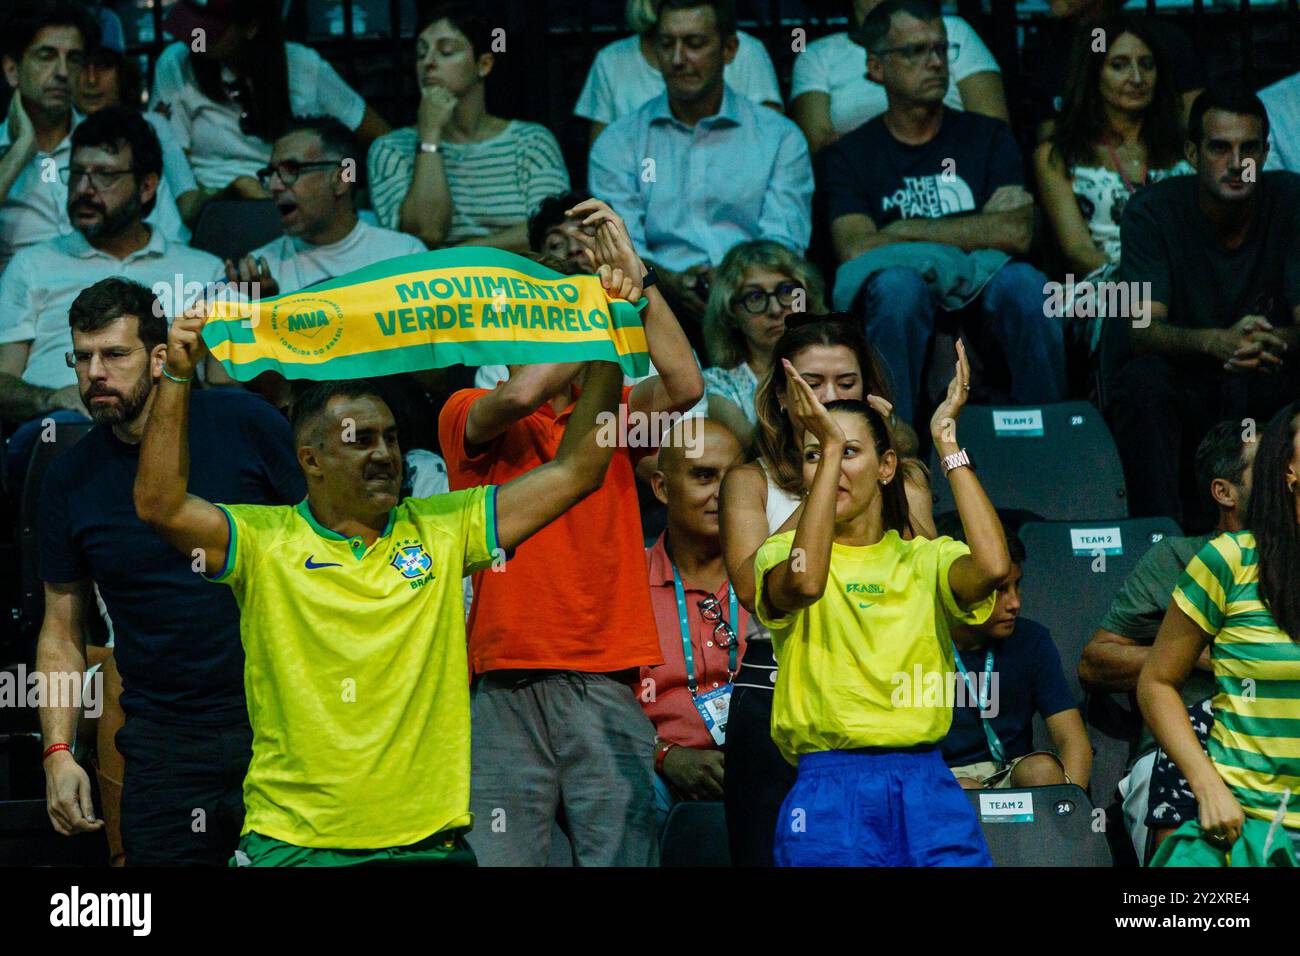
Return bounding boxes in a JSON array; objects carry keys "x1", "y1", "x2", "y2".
[{"x1": 588, "y1": 0, "x2": 812, "y2": 336}]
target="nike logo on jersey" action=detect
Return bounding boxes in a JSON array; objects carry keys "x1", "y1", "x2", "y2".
[{"x1": 304, "y1": 555, "x2": 343, "y2": 570}]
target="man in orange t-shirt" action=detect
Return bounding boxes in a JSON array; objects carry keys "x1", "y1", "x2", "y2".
[{"x1": 439, "y1": 199, "x2": 703, "y2": 865}]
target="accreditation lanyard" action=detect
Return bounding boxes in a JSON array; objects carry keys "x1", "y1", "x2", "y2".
[
  {"x1": 671, "y1": 565, "x2": 739, "y2": 696},
  {"x1": 952, "y1": 642, "x2": 1005, "y2": 764}
]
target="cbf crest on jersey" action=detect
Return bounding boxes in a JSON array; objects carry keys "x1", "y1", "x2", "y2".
[{"x1": 388, "y1": 539, "x2": 433, "y2": 580}]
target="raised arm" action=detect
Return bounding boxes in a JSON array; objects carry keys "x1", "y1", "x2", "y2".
[
  {"x1": 463, "y1": 362, "x2": 584, "y2": 449},
  {"x1": 938, "y1": 341, "x2": 1011, "y2": 606},
  {"x1": 720, "y1": 462, "x2": 773, "y2": 614},
  {"x1": 493, "y1": 360, "x2": 623, "y2": 552},
  {"x1": 1138, "y1": 603, "x2": 1243, "y2": 845},
  {"x1": 133, "y1": 307, "x2": 232, "y2": 569},
  {"x1": 0, "y1": 95, "x2": 36, "y2": 207},
  {"x1": 393, "y1": 87, "x2": 458, "y2": 246},
  {"x1": 569, "y1": 197, "x2": 704, "y2": 416},
  {"x1": 37, "y1": 579, "x2": 103, "y2": 836},
  {"x1": 759, "y1": 362, "x2": 843, "y2": 617}
]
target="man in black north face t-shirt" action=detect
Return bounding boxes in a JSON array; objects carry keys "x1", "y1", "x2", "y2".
[{"x1": 822, "y1": 0, "x2": 1065, "y2": 427}]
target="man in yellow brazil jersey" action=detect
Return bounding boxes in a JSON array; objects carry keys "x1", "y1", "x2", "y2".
[{"x1": 132, "y1": 301, "x2": 627, "y2": 866}]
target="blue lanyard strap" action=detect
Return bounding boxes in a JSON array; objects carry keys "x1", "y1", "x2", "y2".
[
  {"x1": 671, "y1": 565, "x2": 740, "y2": 696},
  {"x1": 952, "y1": 641, "x2": 1005, "y2": 764}
]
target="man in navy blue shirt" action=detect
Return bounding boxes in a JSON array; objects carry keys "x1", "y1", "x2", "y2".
[
  {"x1": 36, "y1": 276, "x2": 303, "y2": 865},
  {"x1": 939, "y1": 528, "x2": 1093, "y2": 790},
  {"x1": 821, "y1": 0, "x2": 1065, "y2": 428}
]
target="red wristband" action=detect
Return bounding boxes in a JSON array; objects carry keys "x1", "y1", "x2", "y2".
[
  {"x1": 655, "y1": 741, "x2": 676, "y2": 774},
  {"x1": 42, "y1": 742, "x2": 72, "y2": 761}
]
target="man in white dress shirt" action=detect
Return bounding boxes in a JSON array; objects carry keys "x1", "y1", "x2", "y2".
[{"x1": 0, "y1": 107, "x2": 222, "y2": 491}]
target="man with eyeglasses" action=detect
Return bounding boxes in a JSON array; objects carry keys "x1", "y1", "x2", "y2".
[
  {"x1": 0, "y1": 106, "x2": 221, "y2": 494},
  {"x1": 37, "y1": 276, "x2": 303, "y2": 865},
  {"x1": 822, "y1": 0, "x2": 1065, "y2": 429},
  {"x1": 641, "y1": 417, "x2": 749, "y2": 833},
  {"x1": 222, "y1": 116, "x2": 425, "y2": 301}
]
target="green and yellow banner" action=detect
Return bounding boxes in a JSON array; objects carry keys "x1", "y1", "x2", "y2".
[{"x1": 202, "y1": 247, "x2": 650, "y2": 381}]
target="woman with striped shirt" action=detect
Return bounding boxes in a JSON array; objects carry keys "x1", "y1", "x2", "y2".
[
  {"x1": 1140, "y1": 401, "x2": 1300, "y2": 858},
  {"x1": 366, "y1": 2, "x2": 569, "y2": 253}
]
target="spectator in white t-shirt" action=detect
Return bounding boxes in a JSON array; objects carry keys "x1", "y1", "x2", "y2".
[
  {"x1": 790, "y1": 0, "x2": 1006, "y2": 154},
  {"x1": 148, "y1": 0, "x2": 389, "y2": 218},
  {"x1": 575, "y1": 0, "x2": 782, "y2": 151},
  {"x1": 228, "y1": 117, "x2": 426, "y2": 298},
  {"x1": 0, "y1": 108, "x2": 221, "y2": 489},
  {"x1": 1261, "y1": 71, "x2": 1300, "y2": 173},
  {"x1": 75, "y1": 44, "x2": 197, "y2": 240},
  {"x1": 0, "y1": 2, "x2": 98, "y2": 272},
  {"x1": 213, "y1": 117, "x2": 426, "y2": 407},
  {"x1": 367, "y1": 2, "x2": 570, "y2": 253}
]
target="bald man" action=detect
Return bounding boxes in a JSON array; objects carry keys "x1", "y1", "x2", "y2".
[{"x1": 641, "y1": 418, "x2": 751, "y2": 831}]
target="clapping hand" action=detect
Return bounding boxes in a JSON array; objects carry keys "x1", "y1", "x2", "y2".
[
  {"x1": 783, "y1": 359, "x2": 845, "y2": 449},
  {"x1": 930, "y1": 338, "x2": 972, "y2": 448},
  {"x1": 567, "y1": 198, "x2": 646, "y2": 302}
]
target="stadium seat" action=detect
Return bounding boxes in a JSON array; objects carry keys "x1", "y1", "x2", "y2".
[
  {"x1": 190, "y1": 199, "x2": 284, "y2": 263},
  {"x1": 659, "y1": 800, "x2": 731, "y2": 866},
  {"x1": 966, "y1": 784, "x2": 1112, "y2": 866},
  {"x1": 1019, "y1": 517, "x2": 1182, "y2": 807},
  {"x1": 929, "y1": 402, "x2": 1128, "y2": 521}
]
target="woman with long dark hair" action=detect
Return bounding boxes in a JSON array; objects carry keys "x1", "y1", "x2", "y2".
[
  {"x1": 719, "y1": 315, "x2": 933, "y2": 865},
  {"x1": 1031, "y1": 1, "x2": 1203, "y2": 140},
  {"x1": 149, "y1": 0, "x2": 387, "y2": 218},
  {"x1": 1034, "y1": 14, "x2": 1190, "y2": 355},
  {"x1": 756, "y1": 341, "x2": 1007, "y2": 865},
  {"x1": 1140, "y1": 402, "x2": 1300, "y2": 860}
]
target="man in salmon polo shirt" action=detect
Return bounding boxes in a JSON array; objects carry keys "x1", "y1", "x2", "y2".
[{"x1": 439, "y1": 199, "x2": 703, "y2": 865}]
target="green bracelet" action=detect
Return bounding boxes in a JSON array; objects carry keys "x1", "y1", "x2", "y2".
[{"x1": 162, "y1": 367, "x2": 193, "y2": 384}]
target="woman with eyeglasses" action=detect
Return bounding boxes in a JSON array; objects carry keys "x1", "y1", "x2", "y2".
[
  {"x1": 701, "y1": 241, "x2": 826, "y2": 449},
  {"x1": 719, "y1": 314, "x2": 935, "y2": 866},
  {"x1": 1140, "y1": 401, "x2": 1300, "y2": 863},
  {"x1": 790, "y1": 0, "x2": 1007, "y2": 156},
  {"x1": 1033, "y1": 15, "x2": 1190, "y2": 357},
  {"x1": 148, "y1": 0, "x2": 388, "y2": 218}
]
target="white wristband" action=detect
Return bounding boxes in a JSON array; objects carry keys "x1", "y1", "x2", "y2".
[{"x1": 418, "y1": 141, "x2": 440, "y2": 156}]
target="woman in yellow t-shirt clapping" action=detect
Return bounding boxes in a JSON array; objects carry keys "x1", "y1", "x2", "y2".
[{"x1": 754, "y1": 340, "x2": 1009, "y2": 866}]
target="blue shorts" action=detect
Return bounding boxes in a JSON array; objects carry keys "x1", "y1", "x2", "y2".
[{"x1": 774, "y1": 746, "x2": 992, "y2": 867}]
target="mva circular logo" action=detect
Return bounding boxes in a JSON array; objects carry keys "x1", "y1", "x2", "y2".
[{"x1": 271, "y1": 297, "x2": 345, "y2": 356}]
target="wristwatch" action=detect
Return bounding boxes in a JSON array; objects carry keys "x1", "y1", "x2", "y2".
[
  {"x1": 641, "y1": 266, "x2": 658, "y2": 291},
  {"x1": 940, "y1": 447, "x2": 974, "y2": 476},
  {"x1": 418, "y1": 141, "x2": 440, "y2": 156}
]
